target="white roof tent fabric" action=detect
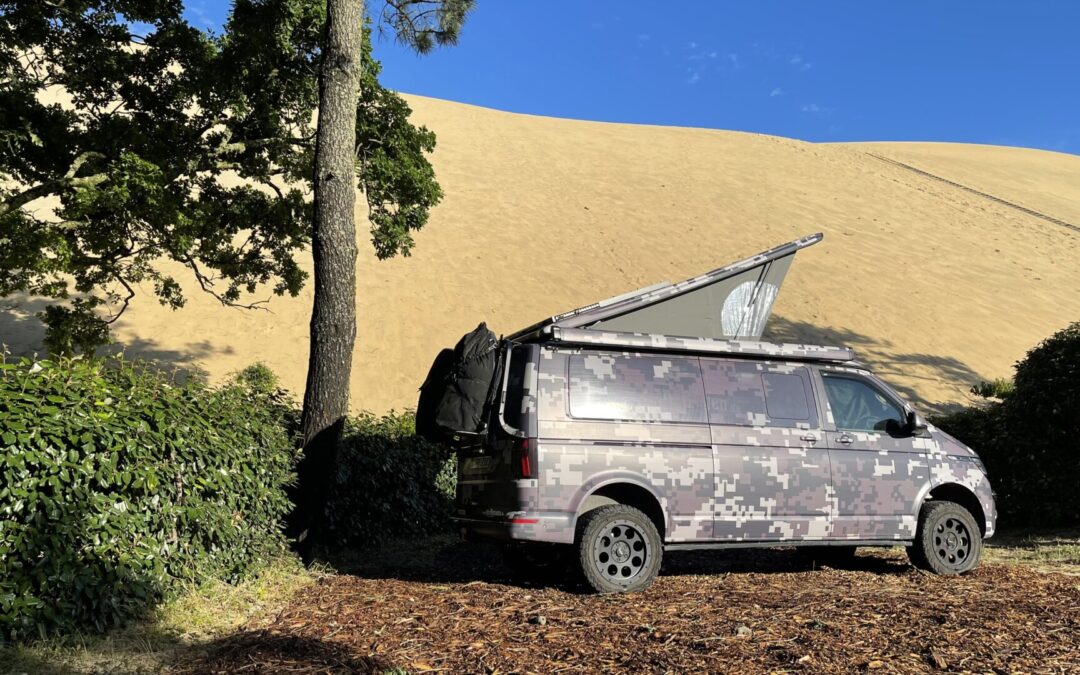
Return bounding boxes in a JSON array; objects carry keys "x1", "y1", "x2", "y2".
[{"x1": 509, "y1": 233, "x2": 824, "y2": 343}]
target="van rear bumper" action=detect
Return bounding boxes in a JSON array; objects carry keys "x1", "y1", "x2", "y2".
[{"x1": 453, "y1": 513, "x2": 575, "y2": 545}]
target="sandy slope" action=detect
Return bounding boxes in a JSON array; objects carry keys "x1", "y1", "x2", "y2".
[{"x1": 3, "y1": 95, "x2": 1079, "y2": 413}]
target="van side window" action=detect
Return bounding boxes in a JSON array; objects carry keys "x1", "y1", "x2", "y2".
[
  {"x1": 502, "y1": 345, "x2": 532, "y2": 431},
  {"x1": 762, "y1": 373, "x2": 810, "y2": 420},
  {"x1": 568, "y1": 353, "x2": 707, "y2": 423},
  {"x1": 701, "y1": 359, "x2": 817, "y2": 428},
  {"x1": 821, "y1": 373, "x2": 903, "y2": 432}
]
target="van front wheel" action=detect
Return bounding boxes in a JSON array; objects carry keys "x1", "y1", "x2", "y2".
[
  {"x1": 576, "y1": 504, "x2": 662, "y2": 593},
  {"x1": 908, "y1": 501, "x2": 982, "y2": 575}
]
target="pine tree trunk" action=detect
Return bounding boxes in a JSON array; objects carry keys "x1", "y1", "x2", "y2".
[{"x1": 296, "y1": 0, "x2": 363, "y2": 558}]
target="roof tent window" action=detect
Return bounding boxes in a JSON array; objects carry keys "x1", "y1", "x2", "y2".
[
  {"x1": 568, "y1": 353, "x2": 707, "y2": 423},
  {"x1": 590, "y1": 254, "x2": 794, "y2": 340}
]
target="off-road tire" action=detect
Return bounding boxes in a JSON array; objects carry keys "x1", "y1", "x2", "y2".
[
  {"x1": 908, "y1": 500, "x2": 982, "y2": 575},
  {"x1": 800, "y1": 545, "x2": 859, "y2": 568},
  {"x1": 575, "y1": 504, "x2": 662, "y2": 593}
]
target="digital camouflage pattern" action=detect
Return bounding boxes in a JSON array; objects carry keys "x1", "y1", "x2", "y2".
[
  {"x1": 455, "y1": 341, "x2": 996, "y2": 547},
  {"x1": 548, "y1": 327, "x2": 856, "y2": 362}
]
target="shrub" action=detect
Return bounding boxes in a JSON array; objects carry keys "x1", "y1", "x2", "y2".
[
  {"x1": 934, "y1": 321, "x2": 1080, "y2": 526},
  {"x1": 322, "y1": 411, "x2": 456, "y2": 548},
  {"x1": 0, "y1": 355, "x2": 299, "y2": 643}
]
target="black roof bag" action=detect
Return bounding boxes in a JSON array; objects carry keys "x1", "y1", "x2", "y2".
[{"x1": 416, "y1": 322, "x2": 500, "y2": 442}]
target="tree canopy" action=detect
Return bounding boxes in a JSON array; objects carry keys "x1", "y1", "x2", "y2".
[{"x1": 0, "y1": 0, "x2": 443, "y2": 353}]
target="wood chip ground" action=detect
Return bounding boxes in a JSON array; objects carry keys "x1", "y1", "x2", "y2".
[{"x1": 175, "y1": 539, "x2": 1080, "y2": 674}]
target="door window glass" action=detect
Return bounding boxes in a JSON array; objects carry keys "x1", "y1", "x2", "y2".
[
  {"x1": 702, "y1": 360, "x2": 816, "y2": 428},
  {"x1": 568, "y1": 353, "x2": 707, "y2": 423},
  {"x1": 822, "y1": 374, "x2": 903, "y2": 432},
  {"x1": 762, "y1": 373, "x2": 811, "y2": 420}
]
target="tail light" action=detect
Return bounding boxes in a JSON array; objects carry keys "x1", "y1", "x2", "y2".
[{"x1": 514, "y1": 437, "x2": 537, "y2": 479}]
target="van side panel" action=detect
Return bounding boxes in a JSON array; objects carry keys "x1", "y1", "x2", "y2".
[
  {"x1": 704, "y1": 359, "x2": 834, "y2": 541},
  {"x1": 532, "y1": 349, "x2": 715, "y2": 544}
]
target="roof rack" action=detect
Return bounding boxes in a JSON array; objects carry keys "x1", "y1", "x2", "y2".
[{"x1": 540, "y1": 326, "x2": 856, "y2": 362}]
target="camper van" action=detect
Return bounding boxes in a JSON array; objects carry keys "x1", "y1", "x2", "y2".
[{"x1": 420, "y1": 234, "x2": 996, "y2": 593}]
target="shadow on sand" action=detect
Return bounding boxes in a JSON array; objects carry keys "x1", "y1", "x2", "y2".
[
  {"x1": 765, "y1": 315, "x2": 987, "y2": 415},
  {"x1": 1, "y1": 296, "x2": 224, "y2": 381}
]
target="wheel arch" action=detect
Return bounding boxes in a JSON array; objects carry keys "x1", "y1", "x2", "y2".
[
  {"x1": 575, "y1": 480, "x2": 667, "y2": 539},
  {"x1": 922, "y1": 482, "x2": 987, "y2": 535}
]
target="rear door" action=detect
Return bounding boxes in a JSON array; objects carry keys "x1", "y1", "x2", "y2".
[
  {"x1": 816, "y1": 368, "x2": 929, "y2": 541},
  {"x1": 704, "y1": 359, "x2": 833, "y2": 541},
  {"x1": 455, "y1": 343, "x2": 538, "y2": 522}
]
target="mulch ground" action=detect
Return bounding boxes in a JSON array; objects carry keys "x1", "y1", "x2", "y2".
[{"x1": 176, "y1": 539, "x2": 1080, "y2": 674}]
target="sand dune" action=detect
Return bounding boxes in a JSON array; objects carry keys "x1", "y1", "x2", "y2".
[{"x1": 3, "y1": 95, "x2": 1079, "y2": 414}]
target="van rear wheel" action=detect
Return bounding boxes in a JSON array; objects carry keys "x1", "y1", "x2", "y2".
[
  {"x1": 908, "y1": 501, "x2": 982, "y2": 575},
  {"x1": 576, "y1": 504, "x2": 662, "y2": 593}
]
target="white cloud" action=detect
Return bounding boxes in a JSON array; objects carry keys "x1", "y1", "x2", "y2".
[
  {"x1": 801, "y1": 103, "x2": 834, "y2": 116},
  {"x1": 770, "y1": 87, "x2": 783, "y2": 97},
  {"x1": 687, "y1": 71, "x2": 701, "y2": 85},
  {"x1": 789, "y1": 54, "x2": 803, "y2": 65}
]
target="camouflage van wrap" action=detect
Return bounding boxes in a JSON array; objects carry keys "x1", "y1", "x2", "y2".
[{"x1": 457, "y1": 345, "x2": 995, "y2": 547}]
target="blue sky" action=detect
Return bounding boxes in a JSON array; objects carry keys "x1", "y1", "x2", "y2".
[{"x1": 187, "y1": 1, "x2": 1080, "y2": 154}]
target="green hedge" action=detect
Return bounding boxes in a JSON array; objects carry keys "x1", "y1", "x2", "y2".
[
  {"x1": 322, "y1": 411, "x2": 456, "y2": 548},
  {"x1": 0, "y1": 357, "x2": 299, "y2": 643},
  {"x1": 934, "y1": 321, "x2": 1080, "y2": 525}
]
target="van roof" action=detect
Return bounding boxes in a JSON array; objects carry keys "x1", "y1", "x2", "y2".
[{"x1": 535, "y1": 326, "x2": 856, "y2": 363}]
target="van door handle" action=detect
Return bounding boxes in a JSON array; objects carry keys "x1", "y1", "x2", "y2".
[
  {"x1": 837, "y1": 433, "x2": 855, "y2": 445},
  {"x1": 800, "y1": 434, "x2": 818, "y2": 443}
]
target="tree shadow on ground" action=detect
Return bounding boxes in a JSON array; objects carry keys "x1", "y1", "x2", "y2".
[
  {"x1": 325, "y1": 535, "x2": 911, "y2": 593},
  {"x1": 1, "y1": 295, "x2": 221, "y2": 382},
  {"x1": 765, "y1": 315, "x2": 988, "y2": 415},
  {"x1": 170, "y1": 631, "x2": 388, "y2": 675}
]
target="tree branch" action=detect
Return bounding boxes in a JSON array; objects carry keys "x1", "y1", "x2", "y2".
[
  {"x1": 184, "y1": 256, "x2": 272, "y2": 312},
  {"x1": 0, "y1": 152, "x2": 107, "y2": 215}
]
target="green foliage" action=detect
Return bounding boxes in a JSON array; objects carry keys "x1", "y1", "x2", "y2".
[
  {"x1": 969, "y1": 377, "x2": 1015, "y2": 400},
  {"x1": 379, "y1": 0, "x2": 476, "y2": 53},
  {"x1": 322, "y1": 411, "x2": 456, "y2": 547},
  {"x1": 0, "y1": 1, "x2": 443, "y2": 352},
  {"x1": 934, "y1": 321, "x2": 1080, "y2": 525},
  {"x1": 0, "y1": 356, "x2": 300, "y2": 643}
]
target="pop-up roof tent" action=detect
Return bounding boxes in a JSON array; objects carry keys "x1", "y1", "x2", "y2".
[
  {"x1": 509, "y1": 232, "x2": 854, "y2": 362},
  {"x1": 417, "y1": 233, "x2": 852, "y2": 442},
  {"x1": 505, "y1": 231, "x2": 851, "y2": 358}
]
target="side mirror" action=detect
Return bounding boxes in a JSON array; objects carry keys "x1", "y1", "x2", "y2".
[
  {"x1": 907, "y1": 410, "x2": 928, "y2": 436},
  {"x1": 886, "y1": 411, "x2": 928, "y2": 438}
]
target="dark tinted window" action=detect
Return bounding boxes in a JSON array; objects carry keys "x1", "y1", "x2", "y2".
[
  {"x1": 502, "y1": 345, "x2": 534, "y2": 431},
  {"x1": 701, "y1": 360, "x2": 817, "y2": 428},
  {"x1": 762, "y1": 373, "x2": 810, "y2": 420},
  {"x1": 701, "y1": 359, "x2": 767, "y2": 425},
  {"x1": 568, "y1": 353, "x2": 707, "y2": 423},
  {"x1": 822, "y1": 374, "x2": 903, "y2": 432}
]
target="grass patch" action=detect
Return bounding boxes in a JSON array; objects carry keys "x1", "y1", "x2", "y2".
[
  {"x1": 1, "y1": 555, "x2": 321, "y2": 675},
  {"x1": 984, "y1": 528, "x2": 1080, "y2": 575}
]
